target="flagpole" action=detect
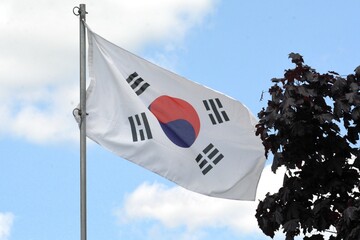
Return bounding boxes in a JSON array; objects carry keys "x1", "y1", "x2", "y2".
[{"x1": 78, "y1": 4, "x2": 87, "y2": 240}]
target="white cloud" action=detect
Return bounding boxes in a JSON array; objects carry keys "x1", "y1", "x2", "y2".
[
  {"x1": 0, "y1": 212, "x2": 14, "y2": 240},
  {"x1": 86, "y1": 0, "x2": 216, "y2": 49},
  {"x1": 0, "y1": 0, "x2": 217, "y2": 143},
  {"x1": 115, "y1": 165, "x2": 286, "y2": 238},
  {"x1": 116, "y1": 165, "x2": 340, "y2": 240},
  {"x1": 0, "y1": 84, "x2": 79, "y2": 143}
]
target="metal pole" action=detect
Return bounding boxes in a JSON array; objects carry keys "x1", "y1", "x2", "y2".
[{"x1": 79, "y1": 4, "x2": 87, "y2": 240}]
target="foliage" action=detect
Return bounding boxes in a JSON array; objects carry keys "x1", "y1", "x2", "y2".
[{"x1": 255, "y1": 53, "x2": 360, "y2": 240}]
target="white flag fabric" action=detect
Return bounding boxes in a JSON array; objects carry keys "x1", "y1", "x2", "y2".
[{"x1": 78, "y1": 27, "x2": 266, "y2": 200}]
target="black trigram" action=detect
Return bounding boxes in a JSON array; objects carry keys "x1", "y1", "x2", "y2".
[
  {"x1": 203, "y1": 98, "x2": 230, "y2": 125},
  {"x1": 128, "y1": 112, "x2": 153, "y2": 142},
  {"x1": 195, "y1": 143, "x2": 224, "y2": 175},
  {"x1": 126, "y1": 72, "x2": 150, "y2": 96}
]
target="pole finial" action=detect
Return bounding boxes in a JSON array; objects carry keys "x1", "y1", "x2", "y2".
[{"x1": 73, "y1": 4, "x2": 88, "y2": 18}]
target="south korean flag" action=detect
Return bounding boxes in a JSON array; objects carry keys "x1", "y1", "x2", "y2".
[{"x1": 78, "y1": 26, "x2": 266, "y2": 201}]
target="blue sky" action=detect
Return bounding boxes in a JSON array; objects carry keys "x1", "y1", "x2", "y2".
[{"x1": 1, "y1": 0, "x2": 359, "y2": 240}]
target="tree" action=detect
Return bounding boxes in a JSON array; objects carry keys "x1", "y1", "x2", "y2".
[{"x1": 255, "y1": 53, "x2": 360, "y2": 240}]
